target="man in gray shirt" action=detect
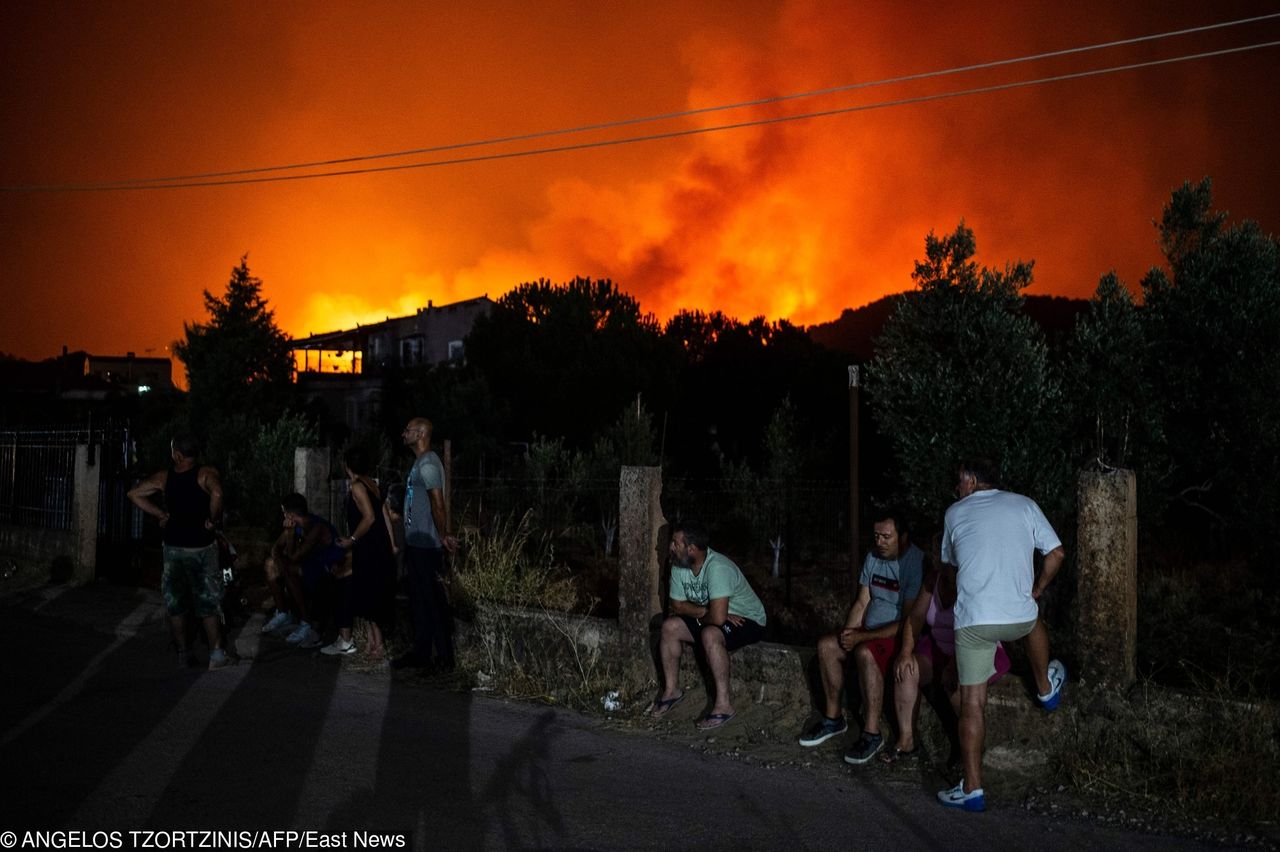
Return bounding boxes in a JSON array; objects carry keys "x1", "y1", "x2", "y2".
[
  {"x1": 392, "y1": 417, "x2": 457, "y2": 671},
  {"x1": 798, "y1": 508, "x2": 924, "y2": 764}
]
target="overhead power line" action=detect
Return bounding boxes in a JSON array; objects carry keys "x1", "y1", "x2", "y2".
[
  {"x1": 5, "y1": 29, "x2": 1279, "y2": 193},
  {"x1": 43, "y1": 10, "x2": 1280, "y2": 190}
]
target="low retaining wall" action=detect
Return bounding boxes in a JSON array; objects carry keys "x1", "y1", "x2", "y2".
[
  {"x1": 0, "y1": 522, "x2": 77, "y2": 584},
  {"x1": 456, "y1": 601, "x2": 1065, "y2": 761}
]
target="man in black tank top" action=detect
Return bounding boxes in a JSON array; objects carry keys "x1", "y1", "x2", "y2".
[{"x1": 128, "y1": 433, "x2": 234, "y2": 671}]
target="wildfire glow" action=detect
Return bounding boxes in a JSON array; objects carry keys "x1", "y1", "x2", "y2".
[{"x1": 1, "y1": 1, "x2": 1277, "y2": 363}]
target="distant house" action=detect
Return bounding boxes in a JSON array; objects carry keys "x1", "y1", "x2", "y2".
[
  {"x1": 290, "y1": 295, "x2": 493, "y2": 434},
  {"x1": 0, "y1": 349, "x2": 175, "y2": 426},
  {"x1": 83, "y1": 352, "x2": 175, "y2": 393}
]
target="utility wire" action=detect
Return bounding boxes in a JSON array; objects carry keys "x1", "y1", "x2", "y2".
[
  {"x1": 6, "y1": 37, "x2": 1279, "y2": 193},
  {"x1": 62, "y1": 10, "x2": 1280, "y2": 188}
]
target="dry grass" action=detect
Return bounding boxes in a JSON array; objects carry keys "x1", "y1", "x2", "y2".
[
  {"x1": 1052, "y1": 679, "x2": 1280, "y2": 825},
  {"x1": 449, "y1": 511, "x2": 624, "y2": 711}
]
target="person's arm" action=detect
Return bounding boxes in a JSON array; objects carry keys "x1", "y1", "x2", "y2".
[
  {"x1": 270, "y1": 527, "x2": 292, "y2": 563},
  {"x1": 669, "y1": 597, "x2": 708, "y2": 619},
  {"x1": 288, "y1": 522, "x2": 329, "y2": 561},
  {"x1": 704, "y1": 596, "x2": 736, "y2": 627},
  {"x1": 127, "y1": 471, "x2": 169, "y2": 525},
  {"x1": 895, "y1": 572, "x2": 936, "y2": 683},
  {"x1": 381, "y1": 500, "x2": 401, "y2": 555},
  {"x1": 845, "y1": 584, "x2": 870, "y2": 629},
  {"x1": 427, "y1": 487, "x2": 457, "y2": 554},
  {"x1": 1033, "y1": 545, "x2": 1066, "y2": 599},
  {"x1": 199, "y1": 466, "x2": 224, "y2": 528},
  {"x1": 339, "y1": 481, "x2": 376, "y2": 548},
  {"x1": 837, "y1": 585, "x2": 872, "y2": 650}
]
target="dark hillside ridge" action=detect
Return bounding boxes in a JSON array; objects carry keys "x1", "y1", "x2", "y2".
[{"x1": 806, "y1": 293, "x2": 1089, "y2": 361}]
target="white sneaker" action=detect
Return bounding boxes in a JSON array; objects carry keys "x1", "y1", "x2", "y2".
[
  {"x1": 261, "y1": 611, "x2": 294, "y2": 634},
  {"x1": 321, "y1": 637, "x2": 356, "y2": 656},
  {"x1": 285, "y1": 622, "x2": 317, "y2": 646},
  {"x1": 937, "y1": 779, "x2": 985, "y2": 812},
  {"x1": 1038, "y1": 659, "x2": 1067, "y2": 711}
]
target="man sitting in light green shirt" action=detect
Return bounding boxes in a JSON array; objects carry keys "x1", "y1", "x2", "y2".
[{"x1": 649, "y1": 520, "x2": 766, "y2": 731}]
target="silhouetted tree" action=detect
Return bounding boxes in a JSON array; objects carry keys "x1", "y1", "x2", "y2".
[
  {"x1": 465, "y1": 277, "x2": 677, "y2": 448},
  {"x1": 174, "y1": 255, "x2": 294, "y2": 428},
  {"x1": 1141, "y1": 178, "x2": 1280, "y2": 544},
  {"x1": 867, "y1": 223, "x2": 1069, "y2": 522},
  {"x1": 1062, "y1": 272, "x2": 1164, "y2": 474},
  {"x1": 662, "y1": 310, "x2": 844, "y2": 475}
]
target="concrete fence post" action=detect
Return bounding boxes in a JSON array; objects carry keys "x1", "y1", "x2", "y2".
[
  {"x1": 1075, "y1": 467, "x2": 1138, "y2": 687},
  {"x1": 71, "y1": 443, "x2": 100, "y2": 585},
  {"x1": 294, "y1": 447, "x2": 332, "y2": 517},
  {"x1": 618, "y1": 466, "x2": 665, "y2": 663}
]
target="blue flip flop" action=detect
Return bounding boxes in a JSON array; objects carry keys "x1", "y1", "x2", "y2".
[
  {"x1": 696, "y1": 712, "x2": 735, "y2": 730},
  {"x1": 649, "y1": 691, "x2": 685, "y2": 718}
]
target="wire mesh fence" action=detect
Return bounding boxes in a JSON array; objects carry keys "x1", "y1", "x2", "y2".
[
  {"x1": 0, "y1": 424, "x2": 139, "y2": 536},
  {"x1": 447, "y1": 473, "x2": 852, "y2": 572},
  {"x1": 0, "y1": 428, "x2": 80, "y2": 529}
]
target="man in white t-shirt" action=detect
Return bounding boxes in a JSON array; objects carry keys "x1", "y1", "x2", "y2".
[{"x1": 936, "y1": 458, "x2": 1066, "y2": 812}]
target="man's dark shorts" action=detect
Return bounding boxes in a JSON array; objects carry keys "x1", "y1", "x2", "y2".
[{"x1": 678, "y1": 615, "x2": 765, "y2": 651}]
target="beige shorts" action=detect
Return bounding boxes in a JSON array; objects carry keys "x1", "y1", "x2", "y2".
[{"x1": 955, "y1": 620, "x2": 1036, "y2": 685}]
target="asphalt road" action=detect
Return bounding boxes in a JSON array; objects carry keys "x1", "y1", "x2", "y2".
[{"x1": 0, "y1": 583, "x2": 1223, "y2": 851}]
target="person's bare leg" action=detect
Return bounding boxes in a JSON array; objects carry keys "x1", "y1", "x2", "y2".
[
  {"x1": 169, "y1": 615, "x2": 187, "y2": 650},
  {"x1": 284, "y1": 568, "x2": 310, "y2": 623},
  {"x1": 365, "y1": 622, "x2": 385, "y2": 656},
  {"x1": 958, "y1": 682, "x2": 988, "y2": 791},
  {"x1": 1023, "y1": 619, "x2": 1052, "y2": 695},
  {"x1": 816, "y1": 632, "x2": 848, "y2": 719},
  {"x1": 855, "y1": 644, "x2": 885, "y2": 735},
  {"x1": 658, "y1": 617, "x2": 693, "y2": 703},
  {"x1": 264, "y1": 558, "x2": 289, "y2": 612},
  {"x1": 201, "y1": 614, "x2": 223, "y2": 651},
  {"x1": 701, "y1": 627, "x2": 734, "y2": 717},
  {"x1": 893, "y1": 653, "x2": 933, "y2": 752}
]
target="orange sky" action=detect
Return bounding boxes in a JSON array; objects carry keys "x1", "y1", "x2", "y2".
[{"x1": 2, "y1": 0, "x2": 1278, "y2": 364}]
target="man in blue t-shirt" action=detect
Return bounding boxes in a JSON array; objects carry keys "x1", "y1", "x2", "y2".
[
  {"x1": 392, "y1": 416, "x2": 458, "y2": 672},
  {"x1": 649, "y1": 521, "x2": 766, "y2": 731},
  {"x1": 798, "y1": 508, "x2": 924, "y2": 764}
]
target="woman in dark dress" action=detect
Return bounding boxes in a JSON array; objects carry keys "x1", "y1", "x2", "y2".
[{"x1": 323, "y1": 447, "x2": 396, "y2": 658}]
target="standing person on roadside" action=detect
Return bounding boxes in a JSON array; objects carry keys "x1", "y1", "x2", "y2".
[
  {"x1": 937, "y1": 458, "x2": 1066, "y2": 812},
  {"x1": 127, "y1": 434, "x2": 233, "y2": 671},
  {"x1": 324, "y1": 447, "x2": 397, "y2": 658},
  {"x1": 392, "y1": 417, "x2": 457, "y2": 672}
]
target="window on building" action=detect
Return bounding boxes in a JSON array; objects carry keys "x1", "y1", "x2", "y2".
[
  {"x1": 401, "y1": 336, "x2": 424, "y2": 367},
  {"x1": 448, "y1": 340, "x2": 465, "y2": 363}
]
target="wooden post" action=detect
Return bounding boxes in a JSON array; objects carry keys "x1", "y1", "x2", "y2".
[
  {"x1": 1076, "y1": 468, "x2": 1138, "y2": 687},
  {"x1": 848, "y1": 365, "x2": 860, "y2": 597}
]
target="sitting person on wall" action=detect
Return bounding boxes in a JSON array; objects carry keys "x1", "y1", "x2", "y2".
[
  {"x1": 798, "y1": 508, "x2": 924, "y2": 764},
  {"x1": 882, "y1": 552, "x2": 1011, "y2": 764},
  {"x1": 260, "y1": 492, "x2": 343, "y2": 649},
  {"x1": 649, "y1": 520, "x2": 767, "y2": 730}
]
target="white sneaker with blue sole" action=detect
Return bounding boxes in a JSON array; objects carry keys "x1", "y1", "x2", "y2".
[
  {"x1": 1038, "y1": 659, "x2": 1066, "y2": 711},
  {"x1": 937, "y1": 780, "x2": 985, "y2": 812}
]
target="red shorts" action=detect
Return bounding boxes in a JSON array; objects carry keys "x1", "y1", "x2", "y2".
[
  {"x1": 857, "y1": 636, "x2": 902, "y2": 675},
  {"x1": 917, "y1": 634, "x2": 1011, "y2": 685}
]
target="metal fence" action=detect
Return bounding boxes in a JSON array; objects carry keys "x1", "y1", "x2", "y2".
[
  {"x1": 0, "y1": 424, "x2": 138, "y2": 534},
  {"x1": 663, "y1": 478, "x2": 852, "y2": 573},
  {"x1": 0, "y1": 428, "x2": 80, "y2": 529},
  {"x1": 448, "y1": 473, "x2": 852, "y2": 570}
]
